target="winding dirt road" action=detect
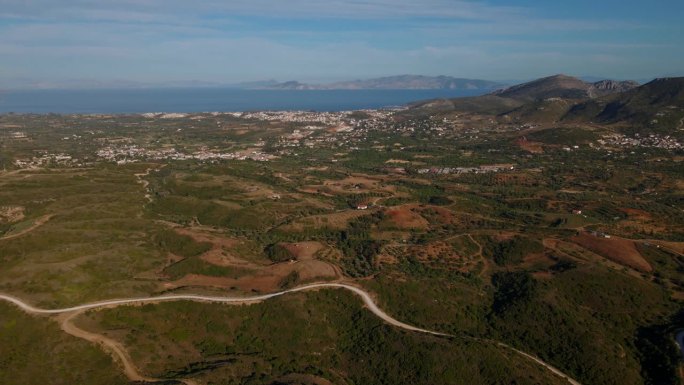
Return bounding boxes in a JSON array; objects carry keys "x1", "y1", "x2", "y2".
[
  {"x1": 0, "y1": 283, "x2": 580, "y2": 385},
  {"x1": 0, "y1": 214, "x2": 53, "y2": 241}
]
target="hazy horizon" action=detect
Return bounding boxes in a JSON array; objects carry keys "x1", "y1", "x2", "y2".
[
  {"x1": 2, "y1": 72, "x2": 679, "y2": 91},
  {"x1": 1, "y1": 0, "x2": 683, "y2": 89}
]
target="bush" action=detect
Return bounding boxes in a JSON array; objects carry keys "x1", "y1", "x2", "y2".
[
  {"x1": 427, "y1": 196, "x2": 453, "y2": 206},
  {"x1": 155, "y1": 229, "x2": 212, "y2": 258},
  {"x1": 483, "y1": 236, "x2": 543, "y2": 266},
  {"x1": 264, "y1": 243, "x2": 294, "y2": 263},
  {"x1": 491, "y1": 271, "x2": 538, "y2": 314}
]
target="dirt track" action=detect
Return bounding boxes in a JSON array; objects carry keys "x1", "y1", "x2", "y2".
[
  {"x1": 0, "y1": 283, "x2": 581, "y2": 385},
  {"x1": 0, "y1": 214, "x2": 53, "y2": 241}
]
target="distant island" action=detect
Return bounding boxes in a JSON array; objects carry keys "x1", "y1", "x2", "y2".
[{"x1": 253, "y1": 75, "x2": 505, "y2": 91}]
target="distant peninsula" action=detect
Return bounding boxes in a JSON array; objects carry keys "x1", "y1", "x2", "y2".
[{"x1": 254, "y1": 75, "x2": 505, "y2": 90}]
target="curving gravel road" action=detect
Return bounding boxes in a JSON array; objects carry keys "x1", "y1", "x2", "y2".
[{"x1": 0, "y1": 283, "x2": 580, "y2": 385}]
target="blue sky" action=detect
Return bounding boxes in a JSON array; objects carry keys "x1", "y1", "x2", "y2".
[{"x1": 0, "y1": 0, "x2": 682, "y2": 88}]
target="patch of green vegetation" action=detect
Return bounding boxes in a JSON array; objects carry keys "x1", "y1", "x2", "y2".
[
  {"x1": 337, "y1": 213, "x2": 385, "y2": 277},
  {"x1": 637, "y1": 243, "x2": 684, "y2": 291},
  {"x1": 278, "y1": 271, "x2": 299, "y2": 289},
  {"x1": 0, "y1": 303, "x2": 125, "y2": 385},
  {"x1": 164, "y1": 257, "x2": 251, "y2": 280},
  {"x1": 526, "y1": 127, "x2": 599, "y2": 144},
  {"x1": 481, "y1": 236, "x2": 543, "y2": 266},
  {"x1": 491, "y1": 271, "x2": 538, "y2": 314},
  {"x1": 635, "y1": 319, "x2": 681, "y2": 385},
  {"x1": 489, "y1": 266, "x2": 673, "y2": 385},
  {"x1": 450, "y1": 235, "x2": 481, "y2": 258},
  {"x1": 83, "y1": 290, "x2": 569, "y2": 385},
  {"x1": 1, "y1": 217, "x2": 37, "y2": 237},
  {"x1": 155, "y1": 229, "x2": 212, "y2": 258},
  {"x1": 264, "y1": 243, "x2": 294, "y2": 262}
]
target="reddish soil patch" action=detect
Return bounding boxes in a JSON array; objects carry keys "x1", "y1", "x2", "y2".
[
  {"x1": 619, "y1": 208, "x2": 652, "y2": 221},
  {"x1": 168, "y1": 260, "x2": 339, "y2": 293},
  {"x1": 676, "y1": 180, "x2": 684, "y2": 189},
  {"x1": 571, "y1": 233, "x2": 652, "y2": 272},
  {"x1": 491, "y1": 232, "x2": 517, "y2": 242},
  {"x1": 648, "y1": 240, "x2": 684, "y2": 255},
  {"x1": 298, "y1": 187, "x2": 335, "y2": 197},
  {"x1": 384, "y1": 205, "x2": 428, "y2": 229},
  {"x1": 532, "y1": 271, "x2": 554, "y2": 280},
  {"x1": 282, "y1": 209, "x2": 373, "y2": 232},
  {"x1": 515, "y1": 137, "x2": 544, "y2": 154},
  {"x1": 281, "y1": 241, "x2": 324, "y2": 260},
  {"x1": 173, "y1": 227, "x2": 261, "y2": 269},
  {"x1": 376, "y1": 253, "x2": 399, "y2": 265},
  {"x1": 418, "y1": 205, "x2": 454, "y2": 224},
  {"x1": 275, "y1": 374, "x2": 335, "y2": 385},
  {"x1": 420, "y1": 241, "x2": 461, "y2": 261}
]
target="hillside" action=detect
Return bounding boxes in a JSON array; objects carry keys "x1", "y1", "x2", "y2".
[
  {"x1": 410, "y1": 74, "x2": 637, "y2": 116},
  {"x1": 494, "y1": 75, "x2": 638, "y2": 101},
  {"x1": 564, "y1": 77, "x2": 684, "y2": 129},
  {"x1": 494, "y1": 74, "x2": 590, "y2": 101}
]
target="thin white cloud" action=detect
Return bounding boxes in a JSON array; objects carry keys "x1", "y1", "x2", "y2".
[
  {"x1": 0, "y1": 0, "x2": 681, "y2": 86},
  {"x1": 0, "y1": 0, "x2": 526, "y2": 21}
]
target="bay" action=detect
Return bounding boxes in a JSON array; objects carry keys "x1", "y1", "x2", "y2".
[{"x1": 0, "y1": 88, "x2": 487, "y2": 114}]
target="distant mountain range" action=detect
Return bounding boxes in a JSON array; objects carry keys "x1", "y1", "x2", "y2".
[
  {"x1": 259, "y1": 75, "x2": 505, "y2": 91},
  {"x1": 410, "y1": 74, "x2": 684, "y2": 131}
]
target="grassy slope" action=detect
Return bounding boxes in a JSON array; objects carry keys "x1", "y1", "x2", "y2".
[
  {"x1": 80, "y1": 290, "x2": 569, "y2": 385},
  {"x1": 0, "y1": 167, "x2": 165, "y2": 307},
  {"x1": 0, "y1": 303, "x2": 126, "y2": 385}
]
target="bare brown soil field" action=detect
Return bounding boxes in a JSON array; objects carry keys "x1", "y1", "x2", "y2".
[
  {"x1": 522, "y1": 251, "x2": 554, "y2": 267},
  {"x1": 616, "y1": 220, "x2": 667, "y2": 236},
  {"x1": 515, "y1": 137, "x2": 544, "y2": 153},
  {"x1": 646, "y1": 240, "x2": 684, "y2": 255},
  {"x1": 298, "y1": 186, "x2": 336, "y2": 196},
  {"x1": 174, "y1": 227, "x2": 265, "y2": 268},
  {"x1": 281, "y1": 209, "x2": 374, "y2": 231},
  {"x1": 155, "y1": 226, "x2": 342, "y2": 296},
  {"x1": 167, "y1": 259, "x2": 339, "y2": 293},
  {"x1": 491, "y1": 232, "x2": 517, "y2": 242},
  {"x1": 383, "y1": 205, "x2": 429, "y2": 230},
  {"x1": 376, "y1": 252, "x2": 400, "y2": 265},
  {"x1": 301, "y1": 174, "x2": 401, "y2": 197},
  {"x1": 211, "y1": 199, "x2": 242, "y2": 209},
  {"x1": 619, "y1": 208, "x2": 653, "y2": 221},
  {"x1": 571, "y1": 233, "x2": 653, "y2": 272},
  {"x1": 274, "y1": 374, "x2": 335, "y2": 385},
  {"x1": 531, "y1": 271, "x2": 555, "y2": 280},
  {"x1": 281, "y1": 241, "x2": 325, "y2": 260},
  {"x1": 422, "y1": 205, "x2": 455, "y2": 223}
]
